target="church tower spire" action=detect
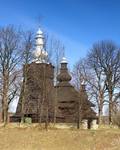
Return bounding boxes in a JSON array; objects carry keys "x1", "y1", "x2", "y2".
[
  {"x1": 33, "y1": 28, "x2": 48, "y2": 63},
  {"x1": 57, "y1": 57, "x2": 71, "y2": 83}
]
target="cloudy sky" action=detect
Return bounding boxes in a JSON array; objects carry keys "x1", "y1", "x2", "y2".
[{"x1": 0, "y1": 0, "x2": 120, "y2": 66}]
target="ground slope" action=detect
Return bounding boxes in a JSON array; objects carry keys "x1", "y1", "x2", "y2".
[{"x1": 0, "y1": 125, "x2": 120, "y2": 150}]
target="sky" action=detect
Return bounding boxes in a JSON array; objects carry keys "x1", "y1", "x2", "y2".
[
  {"x1": 0, "y1": 0, "x2": 120, "y2": 67},
  {"x1": 1, "y1": 0, "x2": 120, "y2": 112}
]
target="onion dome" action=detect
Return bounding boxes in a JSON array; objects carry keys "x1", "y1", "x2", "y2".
[
  {"x1": 33, "y1": 28, "x2": 48, "y2": 63},
  {"x1": 61, "y1": 57, "x2": 67, "y2": 63},
  {"x1": 36, "y1": 28, "x2": 43, "y2": 38},
  {"x1": 57, "y1": 57, "x2": 71, "y2": 82}
]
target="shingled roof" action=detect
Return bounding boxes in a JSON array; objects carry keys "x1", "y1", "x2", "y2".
[{"x1": 54, "y1": 59, "x2": 96, "y2": 123}]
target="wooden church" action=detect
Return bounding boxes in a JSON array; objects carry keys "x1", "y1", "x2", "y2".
[{"x1": 11, "y1": 28, "x2": 97, "y2": 128}]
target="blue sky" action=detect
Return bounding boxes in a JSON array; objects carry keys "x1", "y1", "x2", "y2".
[{"x1": 0, "y1": 0, "x2": 120, "y2": 67}]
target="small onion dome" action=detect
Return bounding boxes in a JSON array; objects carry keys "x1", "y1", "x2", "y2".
[
  {"x1": 61, "y1": 57, "x2": 67, "y2": 64},
  {"x1": 57, "y1": 56, "x2": 71, "y2": 82},
  {"x1": 57, "y1": 72, "x2": 71, "y2": 82},
  {"x1": 57, "y1": 57, "x2": 71, "y2": 82},
  {"x1": 36, "y1": 28, "x2": 43, "y2": 39}
]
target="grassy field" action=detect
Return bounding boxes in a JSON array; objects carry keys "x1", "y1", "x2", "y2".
[{"x1": 0, "y1": 124, "x2": 120, "y2": 150}]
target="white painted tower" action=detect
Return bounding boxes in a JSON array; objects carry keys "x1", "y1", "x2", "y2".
[{"x1": 33, "y1": 28, "x2": 48, "y2": 63}]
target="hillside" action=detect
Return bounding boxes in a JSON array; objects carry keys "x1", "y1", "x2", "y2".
[{"x1": 0, "y1": 124, "x2": 120, "y2": 150}]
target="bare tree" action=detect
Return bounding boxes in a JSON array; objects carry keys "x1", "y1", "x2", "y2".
[
  {"x1": 20, "y1": 30, "x2": 34, "y2": 122},
  {"x1": 88, "y1": 41, "x2": 120, "y2": 124},
  {"x1": 112, "y1": 104, "x2": 120, "y2": 128},
  {"x1": 87, "y1": 52, "x2": 107, "y2": 125},
  {"x1": 45, "y1": 35, "x2": 65, "y2": 124},
  {"x1": 72, "y1": 57, "x2": 106, "y2": 125},
  {"x1": 72, "y1": 59, "x2": 87, "y2": 90},
  {"x1": 0, "y1": 25, "x2": 21, "y2": 124}
]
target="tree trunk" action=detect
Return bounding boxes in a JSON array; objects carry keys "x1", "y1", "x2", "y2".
[
  {"x1": 109, "y1": 101, "x2": 112, "y2": 124},
  {"x1": 109, "y1": 90, "x2": 113, "y2": 124},
  {"x1": 98, "y1": 107, "x2": 103, "y2": 125},
  {"x1": 77, "y1": 106, "x2": 80, "y2": 129},
  {"x1": 38, "y1": 100, "x2": 43, "y2": 125},
  {"x1": 45, "y1": 105, "x2": 49, "y2": 130},
  {"x1": 77, "y1": 99, "x2": 82, "y2": 129},
  {"x1": 3, "y1": 103, "x2": 8, "y2": 124},
  {"x1": 21, "y1": 85, "x2": 25, "y2": 123},
  {"x1": 98, "y1": 92, "x2": 103, "y2": 125},
  {"x1": 54, "y1": 88, "x2": 57, "y2": 124},
  {"x1": 2, "y1": 72, "x2": 9, "y2": 124},
  {"x1": 1, "y1": 100, "x2": 4, "y2": 122},
  {"x1": 21, "y1": 67, "x2": 27, "y2": 123}
]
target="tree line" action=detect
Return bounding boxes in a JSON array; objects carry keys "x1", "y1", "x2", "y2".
[
  {"x1": 0, "y1": 25, "x2": 64, "y2": 125},
  {"x1": 72, "y1": 41, "x2": 120, "y2": 125},
  {"x1": 0, "y1": 24, "x2": 120, "y2": 127}
]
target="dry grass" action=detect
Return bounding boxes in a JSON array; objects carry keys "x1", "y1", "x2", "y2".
[{"x1": 0, "y1": 124, "x2": 120, "y2": 150}]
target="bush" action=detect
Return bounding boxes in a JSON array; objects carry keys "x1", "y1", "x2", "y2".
[{"x1": 24, "y1": 117, "x2": 32, "y2": 124}]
